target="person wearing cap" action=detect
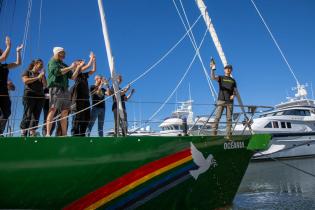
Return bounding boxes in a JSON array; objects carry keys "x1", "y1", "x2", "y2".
[
  {"x1": 0, "y1": 36, "x2": 23, "y2": 136},
  {"x1": 210, "y1": 59, "x2": 237, "y2": 140},
  {"x1": 46, "y1": 47, "x2": 84, "y2": 136}
]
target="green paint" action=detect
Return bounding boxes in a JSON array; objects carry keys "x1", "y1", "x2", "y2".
[{"x1": 0, "y1": 134, "x2": 270, "y2": 209}]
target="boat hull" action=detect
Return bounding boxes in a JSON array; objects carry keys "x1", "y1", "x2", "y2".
[
  {"x1": 0, "y1": 135, "x2": 270, "y2": 209},
  {"x1": 253, "y1": 132, "x2": 315, "y2": 160}
]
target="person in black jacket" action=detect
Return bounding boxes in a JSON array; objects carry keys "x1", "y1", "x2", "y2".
[
  {"x1": 0, "y1": 37, "x2": 23, "y2": 136},
  {"x1": 71, "y1": 53, "x2": 96, "y2": 136},
  {"x1": 20, "y1": 59, "x2": 46, "y2": 137}
]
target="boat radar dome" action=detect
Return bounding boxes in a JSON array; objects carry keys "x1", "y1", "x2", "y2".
[{"x1": 224, "y1": 64, "x2": 233, "y2": 70}]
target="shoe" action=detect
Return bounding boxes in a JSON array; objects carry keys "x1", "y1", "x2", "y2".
[{"x1": 224, "y1": 135, "x2": 233, "y2": 141}]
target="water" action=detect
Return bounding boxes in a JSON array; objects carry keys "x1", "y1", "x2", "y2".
[{"x1": 233, "y1": 157, "x2": 315, "y2": 210}]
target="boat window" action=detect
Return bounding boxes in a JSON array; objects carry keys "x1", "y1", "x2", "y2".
[
  {"x1": 272, "y1": 121, "x2": 279, "y2": 128},
  {"x1": 281, "y1": 122, "x2": 286, "y2": 128},
  {"x1": 286, "y1": 122, "x2": 292, "y2": 128},
  {"x1": 174, "y1": 125, "x2": 179, "y2": 130},
  {"x1": 266, "y1": 113, "x2": 276, "y2": 117},
  {"x1": 304, "y1": 110, "x2": 311, "y2": 116},
  {"x1": 275, "y1": 112, "x2": 283, "y2": 116},
  {"x1": 264, "y1": 122, "x2": 272, "y2": 128},
  {"x1": 283, "y1": 109, "x2": 311, "y2": 116}
]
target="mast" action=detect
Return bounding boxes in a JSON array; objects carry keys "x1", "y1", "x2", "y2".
[
  {"x1": 195, "y1": 0, "x2": 227, "y2": 67},
  {"x1": 97, "y1": 0, "x2": 126, "y2": 135},
  {"x1": 195, "y1": 0, "x2": 252, "y2": 132}
]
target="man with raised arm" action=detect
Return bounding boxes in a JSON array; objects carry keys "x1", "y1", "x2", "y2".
[
  {"x1": 210, "y1": 58, "x2": 237, "y2": 140},
  {"x1": 0, "y1": 36, "x2": 23, "y2": 136},
  {"x1": 86, "y1": 75, "x2": 110, "y2": 137},
  {"x1": 109, "y1": 75, "x2": 135, "y2": 136},
  {"x1": 46, "y1": 47, "x2": 84, "y2": 136}
]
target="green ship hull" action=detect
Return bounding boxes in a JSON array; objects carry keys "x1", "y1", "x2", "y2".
[{"x1": 0, "y1": 134, "x2": 270, "y2": 209}]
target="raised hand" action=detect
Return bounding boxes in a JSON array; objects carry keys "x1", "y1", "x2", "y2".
[
  {"x1": 16, "y1": 44, "x2": 23, "y2": 52},
  {"x1": 5, "y1": 36, "x2": 11, "y2": 47},
  {"x1": 89, "y1": 51, "x2": 95, "y2": 59}
]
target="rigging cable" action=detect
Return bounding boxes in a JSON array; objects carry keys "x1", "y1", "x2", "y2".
[
  {"x1": 250, "y1": 0, "x2": 300, "y2": 86},
  {"x1": 172, "y1": 0, "x2": 217, "y2": 101},
  {"x1": 2, "y1": 15, "x2": 203, "y2": 136},
  {"x1": 128, "y1": 14, "x2": 202, "y2": 86},
  {"x1": 8, "y1": 0, "x2": 16, "y2": 35},
  {"x1": 11, "y1": 0, "x2": 32, "y2": 132},
  {"x1": 37, "y1": 0, "x2": 43, "y2": 55},
  {"x1": 148, "y1": 28, "x2": 209, "y2": 122}
]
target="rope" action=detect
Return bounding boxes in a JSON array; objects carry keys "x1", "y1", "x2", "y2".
[
  {"x1": 148, "y1": 28, "x2": 209, "y2": 122},
  {"x1": 172, "y1": 0, "x2": 217, "y2": 101},
  {"x1": 250, "y1": 0, "x2": 300, "y2": 86},
  {"x1": 11, "y1": 0, "x2": 32, "y2": 132},
  {"x1": 37, "y1": 0, "x2": 43, "y2": 55},
  {"x1": 8, "y1": 0, "x2": 16, "y2": 35},
  {"x1": 256, "y1": 150, "x2": 315, "y2": 179},
  {"x1": 1, "y1": 15, "x2": 203, "y2": 136},
  {"x1": 128, "y1": 14, "x2": 202, "y2": 86}
]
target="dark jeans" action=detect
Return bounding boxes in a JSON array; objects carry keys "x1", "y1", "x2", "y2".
[
  {"x1": 0, "y1": 94, "x2": 11, "y2": 135},
  {"x1": 113, "y1": 108, "x2": 128, "y2": 136},
  {"x1": 87, "y1": 107, "x2": 104, "y2": 137},
  {"x1": 71, "y1": 102, "x2": 91, "y2": 136},
  {"x1": 20, "y1": 96, "x2": 44, "y2": 132}
]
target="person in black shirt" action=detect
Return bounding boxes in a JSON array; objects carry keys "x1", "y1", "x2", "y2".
[
  {"x1": 20, "y1": 59, "x2": 46, "y2": 137},
  {"x1": 71, "y1": 53, "x2": 97, "y2": 136},
  {"x1": 86, "y1": 75, "x2": 110, "y2": 137},
  {"x1": 0, "y1": 37, "x2": 23, "y2": 136},
  {"x1": 109, "y1": 75, "x2": 135, "y2": 136},
  {"x1": 210, "y1": 59, "x2": 237, "y2": 139}
]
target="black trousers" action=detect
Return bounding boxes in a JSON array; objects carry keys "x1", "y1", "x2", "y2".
[
  {"x1": 71, "y1": 101, "x2": 90, "y2": 137},
  {"x1": 113, "y1": 108, "x2": 128, "y2": 136},
  {"x1": 0, "y1": 94, "x2": 11, "y2": 135},
  {"x1": 20, "y1": 96, "x2": 44, "y2": 132}
]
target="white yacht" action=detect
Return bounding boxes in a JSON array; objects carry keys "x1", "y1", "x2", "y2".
[
  {"x1": 235, "y1": 84, "x2": 315, "y2": 160},
  {"x1": 159, "y1": 100, "x2": 212, "y2": 136}
]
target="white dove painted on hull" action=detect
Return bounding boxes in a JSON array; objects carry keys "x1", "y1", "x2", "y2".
[{"x1": 189, "y1": 142, "x2": 217, "y2": 180}]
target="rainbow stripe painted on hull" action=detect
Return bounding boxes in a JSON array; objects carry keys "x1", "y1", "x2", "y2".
[{"x1": 64, "y1": 148, "x2": 196, "y2": 209}]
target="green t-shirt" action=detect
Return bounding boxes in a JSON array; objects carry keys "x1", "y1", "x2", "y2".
[{"x1": 47, "y1": 59, "x2": 73, "y2": 89}]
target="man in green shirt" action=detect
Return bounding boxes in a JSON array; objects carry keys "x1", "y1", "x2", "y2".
[{"x1": 46, "y1": 47, "x2": 83, "y2": 136}]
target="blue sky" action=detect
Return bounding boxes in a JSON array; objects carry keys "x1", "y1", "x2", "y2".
[{"x1": 1, "y1": 0, "x2": 315, "y2": 134}]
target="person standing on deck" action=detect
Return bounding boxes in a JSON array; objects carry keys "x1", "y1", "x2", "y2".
[
  {"x1": 20, "y1": 59, "x2": 46, "y2": 137},
  {"x1": 46, "y1": 47, "x2": 83, "y2": 136},
  {"x1": 86, "y1": 75, "x2": 110, "y2": 137},
  {"x1": 210, "y1": 58, "x2": 237, "y2": 140},
  {"x1": 71, "y1": 53, "x2": 97, "y2": 136},
  {"x1": 109, "y1": 75, "x2": 135, "y2": 136},
  {"x1": 0, "y1": 36, "x2": 23, "y2": 136}
]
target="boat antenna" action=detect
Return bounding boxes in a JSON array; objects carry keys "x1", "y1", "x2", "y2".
[
  {"x1": 97, "y1": 0, "x2": 126, "y2": 135},
  {"x1": 189, "y1": 83, "x2": 192, "y2": 102},
  {"x1": 250, "y1": 0, "x2": 300, "y2": 87}
]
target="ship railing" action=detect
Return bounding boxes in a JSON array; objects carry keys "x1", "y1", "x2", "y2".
[{"x1": 189, "y1": 104, "x2": 273, "y2": 136}]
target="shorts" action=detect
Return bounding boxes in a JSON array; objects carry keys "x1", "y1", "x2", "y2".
[{"x1": 49, "y1": 87, "x2": 71, "y2": 111}]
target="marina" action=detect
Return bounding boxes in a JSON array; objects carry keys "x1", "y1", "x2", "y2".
[{"x1": 0, "y1": 0, "x2": 315, "y2": 209}]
